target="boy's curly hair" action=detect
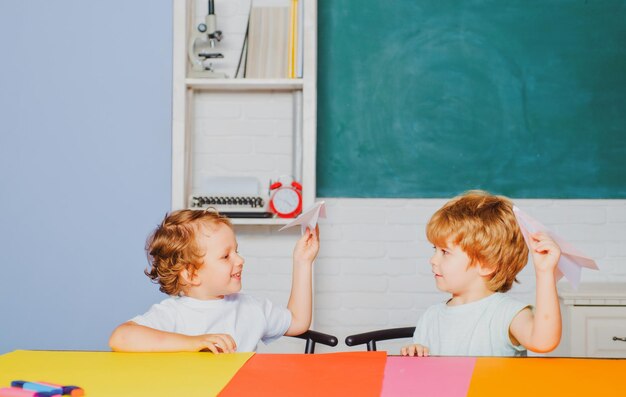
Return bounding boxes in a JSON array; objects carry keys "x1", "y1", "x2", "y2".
[
  {"x1": 145, "y1": 209, "x2": 232, "y2": 295},
  {"x1": 426, "y1": 190, "x2": 529, "y2": 292}
]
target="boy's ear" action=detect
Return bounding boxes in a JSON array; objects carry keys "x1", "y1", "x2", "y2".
[
  {"x1": 478, "y1": 262, "x2": 496, "y2": 277},
  {"x1": 181, "y1": 266, "x2": 200, "y2": 286}
]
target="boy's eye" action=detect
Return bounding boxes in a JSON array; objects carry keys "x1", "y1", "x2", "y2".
[{"x1": 433, "y1": 246, "x2": 449, "y2": 255}]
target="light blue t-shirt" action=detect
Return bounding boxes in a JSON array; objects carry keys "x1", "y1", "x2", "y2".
[
  {"x1": 130, "y1": 293, "x2": 292, "y2": 352},
  {"x1": 412, "y1": 292, "x2": 530, "y2": 356}
]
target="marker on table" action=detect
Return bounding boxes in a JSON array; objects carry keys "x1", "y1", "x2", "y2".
[
  {"x1": 9, "y1": 382, "x2": 61, "y2": 396},
  {"x1": 10, "y1": 381, "x2": 83, "y2": 397},
  {"x1": 33, "y1": 384, "x2": 82, "y2": 397},
  {"x1": 0, "y1": 387, "x2": 57, "y2": 397}
]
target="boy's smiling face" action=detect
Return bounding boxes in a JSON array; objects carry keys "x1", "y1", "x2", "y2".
[
  {"x1": 184, "y1": 222, "x2": 244, "y2": 300},
  {"x1": 430, "y1": 239, "x2": 488, "y2": 297}
]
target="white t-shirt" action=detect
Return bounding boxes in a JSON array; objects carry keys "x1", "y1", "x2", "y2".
[
  {"x1": 130, "y1": 293, "x2": 292, "y2": 352},
  {"x1": 412, "y1": 292, "x2": 530, "y2": 356}
]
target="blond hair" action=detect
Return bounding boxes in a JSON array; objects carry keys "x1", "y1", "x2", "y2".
[
  {"x1": 426, "y1": 190, "x2": 528, "y2": 292},
  {"x1": 145, "y1": 209, "x2": 232, "y2": 295}
]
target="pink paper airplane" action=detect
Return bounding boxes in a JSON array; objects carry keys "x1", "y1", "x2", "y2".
[
  {"x1": 513, "y1": 206, "x2": 599, "y2": 289},
  {"x1": 279, "y1": 201, "x2": 326, "y2": 234}
]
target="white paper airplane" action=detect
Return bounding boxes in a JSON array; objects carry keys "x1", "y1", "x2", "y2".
[
  {"x1": 279, "y1": 201, "x2": 326, "y2": 234},
  {"x1": 513, "y1": 206, "x2": 599, "y2": 289}
]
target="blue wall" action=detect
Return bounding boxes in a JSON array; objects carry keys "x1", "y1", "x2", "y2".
[{"x1": 0, "y1": 1, "x2": 172, "y2": 353}]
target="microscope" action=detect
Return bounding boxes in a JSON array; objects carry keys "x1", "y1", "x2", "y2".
[{"x1": 188, "y1": 0, "x2": 226, "y2": 78}]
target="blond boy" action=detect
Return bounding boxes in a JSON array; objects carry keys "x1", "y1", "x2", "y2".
[
  {"x1": 109, "y1": 209, "x2": 319, "y2": 353},
  {"x1": 402, "y1": 190, "x2": 561, "y2": 356}
]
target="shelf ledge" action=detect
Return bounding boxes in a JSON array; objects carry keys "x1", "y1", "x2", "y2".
[
  {"x1": 186, "y1": 78, "x2": 304, "y2": 91},
  {"x1": 228, "y1": 218, "x2": 293, "y2": 226}
]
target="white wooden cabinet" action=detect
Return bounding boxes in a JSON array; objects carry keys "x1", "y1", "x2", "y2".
[
  {"x1": 559, "y1": 283, "x2": 626, "y2": 358},
  {"x1": 171, "y1": 0, "x2": 317, "y2": 225}
]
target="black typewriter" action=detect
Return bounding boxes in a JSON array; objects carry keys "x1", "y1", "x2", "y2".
[{"x1": 188, "y1": 195, "x2": 273, "y2": 218}]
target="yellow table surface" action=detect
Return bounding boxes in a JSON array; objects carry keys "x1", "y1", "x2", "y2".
[{"x1": 0, "y1": 350, "x2": 253, "y2": 397}]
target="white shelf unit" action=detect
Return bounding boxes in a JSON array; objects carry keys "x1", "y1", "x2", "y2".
[
  {"x1": 171, "y1": 0, "x2": 317, "y2": 225},
  {"x1": 558, "y1": 283, "x2": 626, "y2": 358}
]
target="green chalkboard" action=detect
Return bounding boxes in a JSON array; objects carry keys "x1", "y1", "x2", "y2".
[{"x1": 317, "y1": 0, "x2": 626, "y2": 198}]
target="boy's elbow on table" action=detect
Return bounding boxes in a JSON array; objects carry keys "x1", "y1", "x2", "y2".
[
  {"x1": 527, "y1": 344, "x2": 558, "y2": 354},
  {"x1": 526, "y1": 335, "x2": 562, "y2": 354},
  {"x1": 108, "y1": 328, "x2": 124, "y2": 352},
  {"x1": 108, "y1": 322, "x2": 137, "y2": 352}
]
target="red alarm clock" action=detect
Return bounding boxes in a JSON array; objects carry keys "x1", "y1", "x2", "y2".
[{"x1": 269, "y1": 179, "x2": 303, "y2": 218}]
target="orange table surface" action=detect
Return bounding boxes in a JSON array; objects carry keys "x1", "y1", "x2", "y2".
[
  {"x1": 220, "y1": 354, "x2": 626, "y2": 397},
  {"x1": 219, "y1": 351, "x2": 387, "y2": 397},
  {"x1": 468, "y1": 357, "x2": 626, "y2": 396}
]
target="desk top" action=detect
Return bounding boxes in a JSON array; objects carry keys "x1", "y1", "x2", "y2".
[
  {"x1": 1, "y1": 350, "x2": 625, "y2": 397},
  {"x1": 559, "y1": 282, "x2": 626, "y2": 305},
  {"x1": 0, "y1": 350, "x2": 253, "y2": 397}
]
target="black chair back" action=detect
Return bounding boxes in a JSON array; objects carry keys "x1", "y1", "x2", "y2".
[
  {"x1": 292, "y1": 330, "x2": 339, "y2": 354},
  {"x1": 345, "y1": 327, "x2": 415, "y2": 351}
]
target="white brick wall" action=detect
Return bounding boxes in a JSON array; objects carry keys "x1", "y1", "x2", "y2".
[
  {"x1": 233, "y1": 198, "x2": 626, "y2": 354},
  {"x1": 192, "y1": 90, "x2": 294, "y2": 191}
]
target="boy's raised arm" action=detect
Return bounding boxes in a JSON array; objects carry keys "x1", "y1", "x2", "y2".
[
  {"x1": 285, "y1": 226, "x2": 320, "y2": 336},
  {"x1": 510, "y1": 232, "x2": 562, "y2": 353},
  {"x1": 109, "y1": 322, "x2": 237, "y2": 353}
]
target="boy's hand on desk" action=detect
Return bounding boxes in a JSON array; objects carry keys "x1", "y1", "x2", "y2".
[
  {"x1": 193, "y1": 333, "x2": 237, "y2": 354},
  {"x1": 529, "y1": 232, "x2": 561, "y2": 275},
  {"x1": 401, "y1": 344, "x2": 429, "y2": 357},
  {"x1": 293, "y1": 226, "x2": 320, "y2": 266}
]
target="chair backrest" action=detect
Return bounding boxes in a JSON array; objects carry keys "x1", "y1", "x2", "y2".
[
  {"x1": 344, "y1": 327, "x2": 415, "y2": 351},
  {"x1": 346, "y1": 327, "x2": 529, "y2": 356},
  {"x1": 291, "y1": 330, "x2": 339, "y2": 354}
]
